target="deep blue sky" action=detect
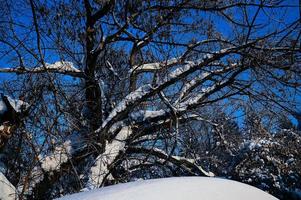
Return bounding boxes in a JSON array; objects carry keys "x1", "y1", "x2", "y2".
[{"x1": 0, "y1": 0, "x2": 300, "y2": 126}]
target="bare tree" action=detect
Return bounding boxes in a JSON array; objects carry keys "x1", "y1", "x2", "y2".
[{"x1": 0, "y1": 0, "x2": 300, "y2": 199}]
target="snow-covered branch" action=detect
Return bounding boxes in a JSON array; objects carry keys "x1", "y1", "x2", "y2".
[
  {"x1": 98, "y1": 46, "x2": 241, "y2": 135},
  {"x1": 130, "y1": 58, "x2": 179, "y2": 74},
  {"x1": 176, "y1": 63, "x2": 240, "y2": 103},
  {"x1": 177, "y1": 67, "x2": 246, "y2": 111},
  {"x1": 129, "y1": 38, "x2": 233, "y2": 75},
  {"x1": 127, "y1": 146, "x2": 215, "y2": 177},
  {"x1": 88, "y1": 126, "x2": 132, "y2": 188},
  {"x1": 39, "y1": 140, "x2": 72, "y2": 172},
  {"x1": 0, "y1": 61, "x2": 84, "y2": 78}
]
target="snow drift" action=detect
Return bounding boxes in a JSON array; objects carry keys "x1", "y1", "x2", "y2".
[{"x1": 57, "y1": 177, "x2": 278, "y2": 200}]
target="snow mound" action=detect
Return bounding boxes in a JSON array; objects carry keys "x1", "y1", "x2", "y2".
[{"x1": 57, "y1": 177, "x2": 278, "y2": 200}]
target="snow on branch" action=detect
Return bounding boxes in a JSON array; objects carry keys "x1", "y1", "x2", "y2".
[
  {"x1": 88, "y1": 126, "x2": 132, "y2": 188},
  {"x1": 99, "y1": 47, "x2": 238, "y2": 135},
  {"x1": 129, "y1": 38, "x2": 233, "y2": 75},
  {"x1": 105, "y1": 61, "x2": 120, "y2": 79},
  {"x1": 127, "y1": 146, "x2": 215, "y2": 177},
  {"x1": 6, "y1": 96, "x2": 30, "y2": 113},
  {"x1": 130, "y1": 58, "x2": 179, "y2": 74},
  {"x1": 129, "y1": 110, "x2": 167, "y2": 122},
  {"x1": 100, "y1": 85, "x2": 154, "y2": 131},
  {"x1": 176, "y1": 72, "x2": 211, "y2": 103},
  {"x1": 176, "y1": 63, "x2": 239, "y2": 103},
  {"x1": 90, "y1": 124, "x2": 215, "y2": 188},
  {"x1": 39, "y1": 140, "x2": 72, "y2": 172},
  {"x1": 20, "y1": 140, "x2": 73, "y2": 195},
  {"x1": 0, "y1": 94, "x2": 30, "y2": 114},
  {"x1": 0, "y1": 61, "x2": 84, "y2": 78},
  {"x1": 177, "y1": 68, "x2": 245, "y2": 111},
  {"x1": 104, "y1": 66, "x2": 244, "y2": 139},
  {"x1": 105, "y1": 109, "x2": 216, "y2": 140}
]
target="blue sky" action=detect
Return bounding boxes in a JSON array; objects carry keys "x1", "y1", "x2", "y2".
[{"x1": 0, "y1": 0, "x2": 300, "y2": 127}]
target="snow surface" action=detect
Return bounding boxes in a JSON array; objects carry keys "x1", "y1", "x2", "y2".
[
  {"x1": 0, "y1": 172, "x2": 17, "y2": 200},
  {"x1": 57, "y1": 177, "x2": 278, "y2": 200}
]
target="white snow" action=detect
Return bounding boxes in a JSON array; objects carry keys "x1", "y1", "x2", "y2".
[
  {"x1": 105, "y1": 61, "x2": 119, "y2": 78},
  {"x1": 131, "y1": 58, "x2": 178, "y2": 73},
  {"x1": 6, "y1": 96, "x2": 29, "y2": 113},
  {"x1": 88, "y1": 127, "x2": 132, "y2": 188},
  {"x1": 177, "y1": 79, "x2": 229, "y2": 111},
  {"x1": 243, "y1": 139, "x2": 280, "y2": 151},
  {"x1": 167, "y1": 63, "x2": 193, "y2": 80},
  {"x1": 57, "y1": 177, "x2": 278, "y2": 200},
  {"x1": 37, "y1": 61, "x2": 80, "y2": 72},
  {"x1": 130, "y1": 110, "x2": 166, "y2": 121},
  {"x1": 1, "y1": 95, "x2": 29, "y2": 114},
  {"x1": 101, "y1": 84, "x2": 153, "y2": 129},
  {"x1": 39, "y1": 140, "x2": 72, "y2": 171},
  {"x1": 177, "y1": 72, "x2": 210, "y2": 102},
  {"x1": 0, "y1": 172, "x2": 17, "y2": 200}
]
